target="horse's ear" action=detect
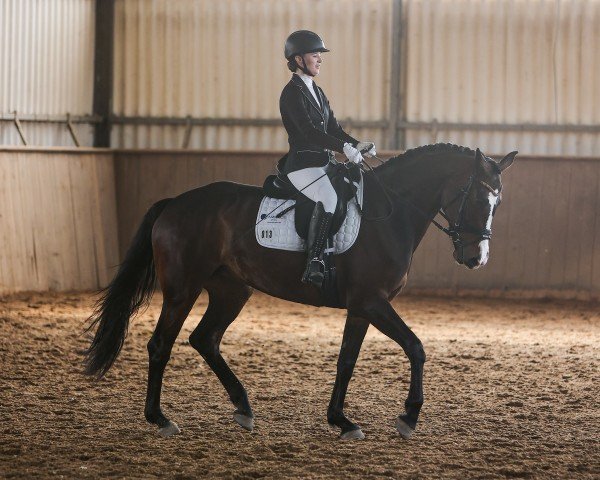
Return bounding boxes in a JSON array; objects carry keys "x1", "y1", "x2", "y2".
[
  {"x1": 497, "y1": 151, "x2": 518, "y2": 172},
  {"x1": 475, "y1": 148, "x2": 487, "y2": 172},
  {"x1": 475, "y1": 148, "x2": 484, "y2": 169},
  {"x1": 475, "y1": 148, "x2": 484, "y2": 162}
]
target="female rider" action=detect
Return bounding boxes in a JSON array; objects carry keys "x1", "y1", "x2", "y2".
[{"x1": 280, "y1": 30, "x2": 376, "y2": 287}]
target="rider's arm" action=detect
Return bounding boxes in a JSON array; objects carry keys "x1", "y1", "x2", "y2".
[{"x1": 281, "y1": 86, "x2": 348, "y2": 153}]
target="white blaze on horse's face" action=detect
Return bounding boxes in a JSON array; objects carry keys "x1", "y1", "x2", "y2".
[
  {"x1": 477, "y1": 190, "x2": 499, "y2": 267},
  {"x1": 452, "y1": 149, "x2": 515, "y2": 270}
]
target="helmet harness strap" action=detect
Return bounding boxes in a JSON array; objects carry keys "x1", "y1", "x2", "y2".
[{"x1": 297, "y1": 54, "x2": 313, "y2": 76}]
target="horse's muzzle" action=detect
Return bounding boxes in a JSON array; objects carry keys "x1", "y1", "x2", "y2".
[
  {"x1": 464, "y1": 257, "x2": 481, "y2": 269},
  {"x1": 453, "y1": 243, "x2": 488, "y2": 270}
]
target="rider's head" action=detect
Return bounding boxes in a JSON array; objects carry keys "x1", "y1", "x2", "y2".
[{"x1": 284, "y1": 30, "x2": 329, "y2": 77}]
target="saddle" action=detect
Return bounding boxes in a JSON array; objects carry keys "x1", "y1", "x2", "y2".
[{"x1": 262, "y1": 155, "x2": 362, "y2": 240}]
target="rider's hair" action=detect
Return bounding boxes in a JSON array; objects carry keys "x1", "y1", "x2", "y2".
[{"x1": 287, "y1": 57, "x2": 299, "y2": 72}]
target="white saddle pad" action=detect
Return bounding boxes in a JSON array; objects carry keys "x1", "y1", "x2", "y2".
[{"x1": 255, "y1": 179, "x2": 363, "y2": 254}]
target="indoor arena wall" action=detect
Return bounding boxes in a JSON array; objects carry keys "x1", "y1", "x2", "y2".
[{"x1": 0, "y1": 148, "x2": 118, "y2": 294}]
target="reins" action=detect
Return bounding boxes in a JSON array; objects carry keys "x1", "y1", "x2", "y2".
[
  {"x1": 361, "y1": 154, "x2": 494, "y2": 247},
  {"x1": 359, "y1": 155, "x2": 452, "y2": 235}
]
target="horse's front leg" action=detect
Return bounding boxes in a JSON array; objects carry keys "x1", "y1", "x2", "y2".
[
  {"x1": 358, "y1": 297, "x2": 426, "y2": 438},
  {"x1": 327, "y1": 315, "x2": 369, "y2": 440}
]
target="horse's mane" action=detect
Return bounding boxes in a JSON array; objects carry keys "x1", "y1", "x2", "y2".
[
  {"x1": 372, "y1": 143, "x2": 478, "y2": 190},
  {"x1": 385, "y1": 143, "x2": 476, "y2": 165}
]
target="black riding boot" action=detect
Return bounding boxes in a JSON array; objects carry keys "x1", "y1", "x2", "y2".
[{"x1": 302, "y1": 202, "x2": 333, "y2": 288}]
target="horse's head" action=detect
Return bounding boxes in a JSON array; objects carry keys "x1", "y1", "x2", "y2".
[{"x1": 441, "y1": 148, "x2": 517, "y2": 269}]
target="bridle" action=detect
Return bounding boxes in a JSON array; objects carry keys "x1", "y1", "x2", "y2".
[
  {"x1": 361, "y1": 155, "x2": 500, "y2": 258},
  {"x1": 437, "y1": 172, "x2": 499, "y2": 256}
]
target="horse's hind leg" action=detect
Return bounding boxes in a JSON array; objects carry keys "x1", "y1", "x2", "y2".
[
  {"x1": 144, "y1": 289, "x2": 201, "y2": 437},
  {"x1": 189, "y1": 271, "x2": 254, "y2": 431}
]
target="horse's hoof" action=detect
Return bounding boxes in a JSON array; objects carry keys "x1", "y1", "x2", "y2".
[
  {"x1": 395, "y1": 417, "x2": 414, "y2": 439},
  {"x1": 158, "y1": 421, "x2": 181, "y2": 438},
  {"x1": 233, "y1": 412, "x2": 254, "y2": 431},
  {"x1": 340, "y1": 428, "x2": 365, "y2": 440}
]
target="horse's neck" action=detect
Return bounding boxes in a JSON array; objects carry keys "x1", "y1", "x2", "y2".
[
  {"x1": 383, "y1": 153, "x2": 464, "y2": 209},
  {"x1": 381, "y1": 152, "x2": 472, "y2": 240}
]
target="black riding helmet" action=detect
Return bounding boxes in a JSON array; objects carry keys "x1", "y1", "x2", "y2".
[{"x1": 284, "y1": 30, "x2": 329, "y2": 75}]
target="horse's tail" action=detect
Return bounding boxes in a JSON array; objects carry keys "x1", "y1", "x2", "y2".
[{"x1": 83, "y1": 198, "x2": 172, "y2": 378}]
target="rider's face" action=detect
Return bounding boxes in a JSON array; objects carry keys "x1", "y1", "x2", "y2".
[{"x1": 296, "y1": 52, "x2": 322, "y2": 76}]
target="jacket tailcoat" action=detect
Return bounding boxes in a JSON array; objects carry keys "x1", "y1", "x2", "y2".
[{"x1": 279, "y1": 73, "x2": 358, "y2": 174}]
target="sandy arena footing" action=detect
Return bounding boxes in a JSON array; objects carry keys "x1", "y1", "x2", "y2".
[{"x1": 0, "y1": 291, "x2": 598, "y2": 479}]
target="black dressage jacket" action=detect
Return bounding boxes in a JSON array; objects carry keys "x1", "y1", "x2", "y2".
[{"x1": 279, "y1": 74, "x2": 358, "y2": 174}]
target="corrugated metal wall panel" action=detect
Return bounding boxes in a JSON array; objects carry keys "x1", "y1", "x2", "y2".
[
  {"x1": 404, "y1": 0, "x2": 600, "y2": 155},
  {"x1": 111, "y1": 0, "x2": 393, "y2": 149},
  {"x1": 2, "y1": 0, "x2": 598, "y2": 152},
  {"x1": 0, "y1": 0, "x2": 95, "y2": 146}
]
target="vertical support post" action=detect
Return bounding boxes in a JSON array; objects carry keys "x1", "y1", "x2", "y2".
[
  {"x1": 388, "y1": 0, "x2": 405, "y2": 150},
  {"x1": 93, "y1": 0, "x2": 115, "y2": 147}
]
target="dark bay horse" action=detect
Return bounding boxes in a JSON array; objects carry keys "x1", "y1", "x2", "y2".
[{"x1": 84, "y1": 143, "x2": 516, "y2": 440}]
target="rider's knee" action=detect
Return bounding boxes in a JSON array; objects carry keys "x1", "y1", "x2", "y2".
[
  {"x1": 322, "y1": 194, "x2": 337, "y2": 214},
  {"x1": 317, "y1": 180, "x2": 337, "y2": 213},
  {"x1": 323, "y1": 195, "x2": 337, "y2": 213}
]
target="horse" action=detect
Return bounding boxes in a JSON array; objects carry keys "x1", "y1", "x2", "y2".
[{"x1": 83, "y1": 143, "x2": 516, "y2": 440}]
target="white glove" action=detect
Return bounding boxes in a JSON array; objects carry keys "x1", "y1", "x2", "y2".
[
  {"x1": 356, "y1": 141, "x2": 376, "y2": 157},
  {"x1": 343, "y1": 143, "x2": 364, "y2": 164}
]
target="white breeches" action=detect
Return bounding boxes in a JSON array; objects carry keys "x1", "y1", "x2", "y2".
[{"x1": 288, "y1": 167, "x2": 337, "y2": 213}]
